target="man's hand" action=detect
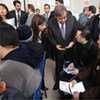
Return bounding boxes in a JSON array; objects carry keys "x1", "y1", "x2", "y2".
[
  {"x1": 0, "y1": 81, "x2": 6, "y2": 94},
  {"x1": 97, "y1": 37, "x2": 100, "y2": 48},
  {"x1": 73, "y1": 92, "x2": 80, "y2": 100},
  {"x1": 65, "y1": 42, "x2": 74, "y2": 49},
  {"x1": 70, "y1": 79, "x2": 77, "y2": 87},
  {"x1": 71, "y1": 69, "x2": 79, "y2": 75},
  {"x1": 56, "y1": 45, "x2": 65, "y2": 51}
]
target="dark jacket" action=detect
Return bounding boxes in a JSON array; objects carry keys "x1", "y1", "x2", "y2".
[
  {"x1": 86, "y1": 15, "x2": 95, "y2": 30},
  {"x1": 74, "y1": 40, "x2": 99, "y2": 81},
  {"x1": 48, "y1": 11, "x2": 55, "y2": 20},
  {"x1": 73, "y1": 42, "x2": 99, "y2": 99},
  {"x1": 48, "y1": 14, "x2": 77, "y2": 62},
  {"x1": 91, "y1": 14, "x2": 100, "y2": 42},
  {"x1": 1, "y1": 43, "x2": 44, "y2": 68},
  {"x1": 79, "y1": 58, "x2": 100, "y2": 99},
  {"x1": 48, "y1": 15, "x2": 77, "y2": 48},
  {"x1": 8, "y1": 10, "x2": 28, "y2": 27}
]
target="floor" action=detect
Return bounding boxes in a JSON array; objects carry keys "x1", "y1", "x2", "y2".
[{"x1": 44, "y1": 59, "x2": 60, "y2": 100}]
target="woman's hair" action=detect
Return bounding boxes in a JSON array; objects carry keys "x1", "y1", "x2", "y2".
[
  {"x1": 27, "y1": 4, "x2": 35, "y2": 13},
  {"x1": 0, "y1": 3, "x2": 9, "y2": 19},
  {"x1": 31, "y1": 14, "x2": 46, "y2": 33},
  {"x1": 30, "y1": 14, "x2": 48, "y2": 42}
]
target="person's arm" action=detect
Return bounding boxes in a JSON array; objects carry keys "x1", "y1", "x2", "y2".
[
  {"x1": 79, "y1": 86, "x2": 100, "y2": 99},
  {"x1": 75, "y1": 65, "x2": 92, "y2": 82},
  {"x1": 72, "y1": 85, "x2": 100, "y2": 100},
  {"x1": 48, "y1": 23, "x2": 57, "y2": 48}
]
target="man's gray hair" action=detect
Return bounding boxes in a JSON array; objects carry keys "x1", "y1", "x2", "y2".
[{"x1": 54, "y1": 5, "x2": 67, "y2": 17}]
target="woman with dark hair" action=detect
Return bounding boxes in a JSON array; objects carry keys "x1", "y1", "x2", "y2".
[
  {"x1": 0, "y1": 3, "x2": 15, "y2": 27},
  {"x1": 0, "y1": 3, "x2": 9, "y2": 22},
  {"x1": 30, "y1": 14, "x2": 48, "y2": 47}
]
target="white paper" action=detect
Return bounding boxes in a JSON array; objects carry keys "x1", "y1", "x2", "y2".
[
  {"x1": 6, "y1": 18, "x2": 15, "y2": 27},
  {"x1": 71, "y1": 82, "x2": 85, "y2": 94},
  {"x1": 59, "y1": 81, "x2": 71, "y2": 93},
  {"x1": 59, "y1": 81, "x2": 85, "y2": 94}
]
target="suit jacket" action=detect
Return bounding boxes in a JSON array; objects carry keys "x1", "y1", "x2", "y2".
[
  {"x1": 48, "y1": 14, "x2": 77, "y2": 48},
  {"x1": 26, "y1": 12, "x2": 34, "y2": 26},
  {"x1": 86, "y1": 15, "x2": 95, "y2": 30},
  {"x1": 91, "y1": 14, "x2": 100, "y2": 42},
  {"x1": 1, "y1": 43, "x2": 44, "y2": 69},
  {"x1": 78, "y1": 13, "x2": 88, "y2": 26},
  {"x1": 9, "y1": 10, "x2": 28, "y2": 27},
  {"x1": 48, "y1": 14, "x2": 77, "y2": 61},
  {"x1": 48, "y1": 11, "x2": 55, "y2": 21}
]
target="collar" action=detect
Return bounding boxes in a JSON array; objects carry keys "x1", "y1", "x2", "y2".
[
  {"x1": 58, "y1": 21, "x2": 66, "y2": 29},
  {"x1": 29, "y1": 12, "x2": 34, "y2": 16},
  {"x1": 88, "y1": 14, "x2": 95, "y2": 18},
  {"x1": 15, "y1": 10, "x2": 21, "y2": 15},
  {"x1": 83, "y1": 39, "x2": 93, "y2": 49}
]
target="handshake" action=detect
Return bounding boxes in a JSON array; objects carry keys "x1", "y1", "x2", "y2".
[{"x1": 56, "y1": 42, "x2": 74, "y2": 51}]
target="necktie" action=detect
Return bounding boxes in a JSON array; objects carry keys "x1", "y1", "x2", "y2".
[
  {"x1": 17, "y1": 11, "x2": 20, "y2": 27},
  {"x1": 45, "y1": 14, "x2": 48, "y2": 21},
  {"x1": 60, "y1": 24, "x2": 65, "y2": 39}
]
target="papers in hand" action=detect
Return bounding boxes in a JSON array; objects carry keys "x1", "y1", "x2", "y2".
[
  {"x1": 63, "y1": 66, "x2": 77, "y2": 74},
  {"x1": 59, "y1": 81, "x2": 85, "y2": 94}
]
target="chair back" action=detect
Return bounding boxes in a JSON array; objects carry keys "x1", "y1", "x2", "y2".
[{"x1": 33, "y1": 52, "x2": 46, "y2": 100}]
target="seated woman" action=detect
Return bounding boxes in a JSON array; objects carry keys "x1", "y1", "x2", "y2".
[{"x1": 60, "y1": 26, "x2": 99, "y2": 88}]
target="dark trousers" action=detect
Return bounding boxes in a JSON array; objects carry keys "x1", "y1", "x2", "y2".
[{"x1": 55, "y1": 49, "x2": 74, "y2": 84}]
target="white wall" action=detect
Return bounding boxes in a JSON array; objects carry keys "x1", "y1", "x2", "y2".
[{"x1": 0, "y1": 0, "x2": 99, "y2": 19}]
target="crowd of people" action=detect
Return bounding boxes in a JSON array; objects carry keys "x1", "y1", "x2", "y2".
[{"x1": 0, "y1": 0, "x2": 100, "y2": 100}]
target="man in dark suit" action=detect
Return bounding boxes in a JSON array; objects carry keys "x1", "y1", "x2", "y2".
[
  {"x1": 48, "y1": 5, "x2": 77, "y2": 90},
  {"x1": 9, "y1": 0, "x2": 28, "y2": 28},
  {"x1": 43, "y1": 4, "x2": 51, "y2": 22},
  {"x1": 49, "y1": 0, "x2": 64, "y2": 20},
  {"x1": 86, "y1": 5, "x2": 96, "y2": 30},
  {"x1": 47, "y1": 0, "x2": 64, "y2": 60},
  {"x1": 91, "y1": 4, "x2": 100, "y2": 43}
]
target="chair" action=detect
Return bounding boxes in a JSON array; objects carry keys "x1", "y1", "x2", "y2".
[{"x1": 33, "y1": 52, "x2": 47, "y2": 100}]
